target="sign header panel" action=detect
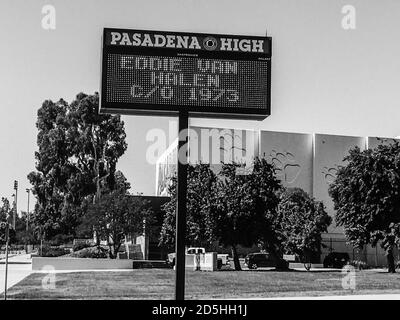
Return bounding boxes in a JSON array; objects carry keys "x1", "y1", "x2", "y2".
[{"x1": 100, "y1": 28, "x2": 271, "y2": 119}]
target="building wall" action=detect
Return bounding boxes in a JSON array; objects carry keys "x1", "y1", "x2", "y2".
[
  {"x1": 313, "y1": 134, "x2": 366, "y2": 235},
  {"x1": 155, "y1": 139, "x2": 178, "y2": 196},
  {"x1": 155, "y1": 126, "x2": 259, "y2": 196},
  {"x1": 259, "y1": 131, "x2": 313, "y2": 195},
  {"x1": 367, "y1": 136, "x2": 398, "y2": 149},
  {"x1": 189, "y1": 126, "x2": 259, "y2": 168}
]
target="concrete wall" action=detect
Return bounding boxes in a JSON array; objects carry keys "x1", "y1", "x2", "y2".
[
  {"x1": 134, "y1": 235, "x2": 148, "y2": 260},
  {"x1": 260, "y1": 131, "x2": 313, "y2": 195},
  {"x1": 367, "y1": 136, "x2": 399, "y2": 149},
  {"x1": 259, "y1": 131, "x2": 368, "y2": 236},
  {"x1": 313, "y1": 134, "x2": 366, "y2": 235},
  {"x1": 183, "y1": 252, "x2": 218, "y2": 271},
  {"x1": 32, "y1": 257, "x2": 133, "y2": 271}
]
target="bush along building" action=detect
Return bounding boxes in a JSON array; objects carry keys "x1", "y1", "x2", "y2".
[{"x1": 153, "y1": 125, "x2": 399, "y2": 267}]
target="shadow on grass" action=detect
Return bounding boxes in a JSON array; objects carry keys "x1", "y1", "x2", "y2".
[{"x1": 217, "y1": 268, "x2": 342, "y2": 273}]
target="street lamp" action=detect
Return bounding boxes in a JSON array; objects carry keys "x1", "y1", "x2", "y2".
[
  {"x1": 11, "y1": 193, "x2": 15, "y2": 230},
  {"x1": 26, "y1": 188, "x2": 31, "y2": 231},
  {"x1": 13, "y1": 180, "x2": 18, "y2": 229}
]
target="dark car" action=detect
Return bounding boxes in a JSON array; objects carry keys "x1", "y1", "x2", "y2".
[
  {"x1": 244, "y1": 253, "x2": 289, "y2": 270},
  {"x1": 323, "y1": 252, "x2": 350, "y2": 269}
]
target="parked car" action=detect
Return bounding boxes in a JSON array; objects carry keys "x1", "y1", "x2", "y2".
[
  {"x1": 323, "y1": 252, "x2": 350, "y2": 269},
  {"x1": 244, "y1": 253, "x2": 289, "y2": 270}
]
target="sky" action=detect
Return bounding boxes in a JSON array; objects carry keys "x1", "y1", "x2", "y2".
[{"x1": 0, "y1": 0, "x2": 399, "y2": 213}]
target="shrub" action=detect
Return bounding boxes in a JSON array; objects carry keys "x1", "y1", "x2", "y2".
[
  {"x1": 40, "y1": 246, "x2": 70, "y2": 257},
  {"x1": 10, "y1": 244, "x2": 26, "y2": 251},
  {"x1": 73, "y1": 242, "x2": 93, "y2": 252},
  {"x1": 49, "y1": 234, "x2": 74, "y2": 246},
  {"x1": 70, "y1": 246, "x2": 109, "y2": 259}
]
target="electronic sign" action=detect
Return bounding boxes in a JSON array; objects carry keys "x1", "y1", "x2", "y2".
[{"x1": 100, "y1": 28, "x2": 271, "y2": 120}]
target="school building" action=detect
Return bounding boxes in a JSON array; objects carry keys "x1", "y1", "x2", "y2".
[{"x1": 154, "y1": 126, "x2": 399, "y2": 266}]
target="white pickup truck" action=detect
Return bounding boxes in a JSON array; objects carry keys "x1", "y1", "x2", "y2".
[{"x1": 167, "y1": 247, "x2": 229, "y2": 269}]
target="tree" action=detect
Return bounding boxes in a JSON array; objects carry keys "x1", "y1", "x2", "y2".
[
  {"x1": 215, "y1": 158, "x2": 282, "y2": 270},
  {"x1": 66, "y1": 93, "x2": 127, "y2": 202},
  {"x1": 14, "y1": 212, "x2": 37, "y2": 245},
  {"x1": 159, "y1": 159, "x2": 283, "y2": 271},
  {"x1": 329, "y1": 143, "x2": 400, "y2": 273},
  {"x1": 159, "y1": 164, "x2": 218, "y2": 249},
  {"x1": 28, "y1": 92, "x2": 127, "y2": 239},
  {"x1": 0, "y1": 198, "x2": 15, "y2": 244},
  {"x1": 79, "y1": 172, "x2": 153, "y2": 258},
  {"x1": 276, "y1": 188, "x2": 331, "y2": 264},
  {"x1": 0, "y1": 198, "x2": 10, "y2": 243}
]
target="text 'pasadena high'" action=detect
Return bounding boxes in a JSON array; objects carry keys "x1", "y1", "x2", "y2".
[{"x1": 109, "y1": 31, "x2": 266, "y2": 53}]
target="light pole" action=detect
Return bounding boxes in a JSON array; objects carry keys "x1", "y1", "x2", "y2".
[
  {"x1": 11, "y1": 193, "x2": 15, "y2": 230},
  {"x1": 26, "y1": 188, "x2": 30, "y2": 231},
  {"x1": 13, "y1": 180, "x2": 18, "y2": 229}
]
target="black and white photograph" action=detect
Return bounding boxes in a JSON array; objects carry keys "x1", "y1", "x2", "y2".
[{"x1": 1, "y1": 0, "x2": 400, "y2": 313}]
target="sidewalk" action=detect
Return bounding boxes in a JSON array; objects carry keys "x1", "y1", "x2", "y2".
[
  {"x1": 0, "y1": 253, "x2": 17, "y2": 261},
  {"x1": 0, "y1": 255, "x2": 32, "y2": 295},
  {"x1": 0, "y1": 253, "x2": 32, "y2": 264}
]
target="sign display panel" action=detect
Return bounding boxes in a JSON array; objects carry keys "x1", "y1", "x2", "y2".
[{"x1": 100, "y1": 28, "x2": 272, "y2": 119}]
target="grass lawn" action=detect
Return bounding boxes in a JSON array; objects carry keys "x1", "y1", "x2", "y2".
[{"x1": 7, "y1": 269, "x2": 400, "y2": 299}]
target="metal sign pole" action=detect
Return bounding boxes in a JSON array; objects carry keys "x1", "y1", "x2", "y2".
[
  {"x1": 175, "y1": 110, "x2": 188, "y2": 300},
  {"x1": 4, "y1": 224, "x2": 9, "y2": 300}
]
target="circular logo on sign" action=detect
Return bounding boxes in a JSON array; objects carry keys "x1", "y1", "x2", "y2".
[{"x1": 203, "y1": 37, "x2": 218, "y2": 51}]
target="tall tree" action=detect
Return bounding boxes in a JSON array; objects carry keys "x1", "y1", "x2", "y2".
[
  {"x1": 329, "y1": 143, "x2": 400, "y2": 273},
  {"x1": 28, "y1": 92, "x2": 127, "y2": 239},
  {"x1": 276, "y1": 188, "x2": 331, "y2": 264},
  {"x1": 66, "y1": 93, "x2": 127, "y2": 202},
  {"x1": 159, "y1": 164, "x2": 218, "y2": 249},
  {"x1": 215, "y1": 158, "x2": 282, "y2": 270}
]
